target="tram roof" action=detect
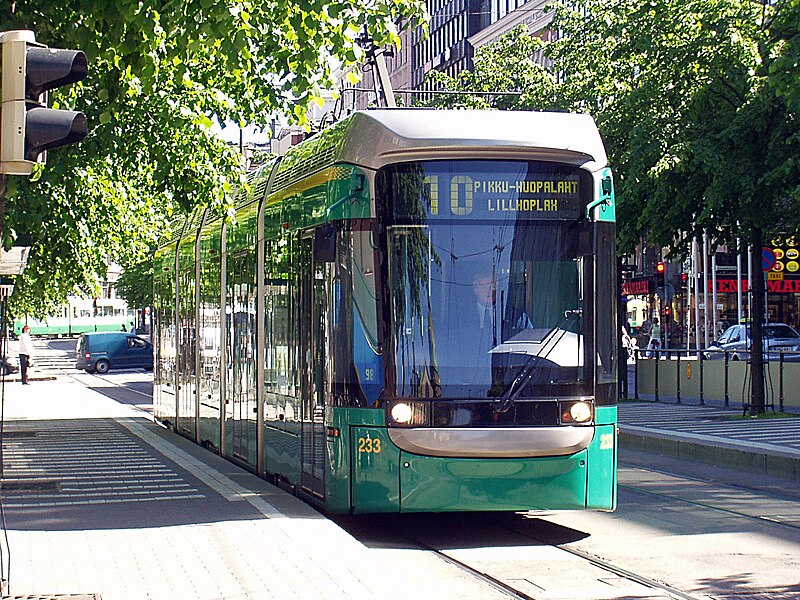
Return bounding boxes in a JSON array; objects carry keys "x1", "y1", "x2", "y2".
[
  {"x1": 340, "y1": 109, "x2": 607, "y2": 170},
  {"x1": 270, "y1": 109, "x2": 608, "y2": 194}
]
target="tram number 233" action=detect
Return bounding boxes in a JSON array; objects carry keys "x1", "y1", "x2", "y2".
[{"x1": 358, "y1": 437, "x2": 382, "y2": 454}]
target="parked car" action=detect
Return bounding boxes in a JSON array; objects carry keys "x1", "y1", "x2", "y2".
[
  {"x1": 704, "y1": 323, "x2": 800, "y2": 361},
  {"x1": 76, "y1": 332, "x2": 153, "y2": 373}
]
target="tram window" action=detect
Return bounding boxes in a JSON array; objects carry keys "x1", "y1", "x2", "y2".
[
  {"x1": 595, "y1": 222, "x2": 616, "y2": 384},
  {"x1": 331, "y1": 226, "x2": 380, "y2": 407}
]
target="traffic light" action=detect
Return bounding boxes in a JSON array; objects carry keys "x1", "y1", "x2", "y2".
[
  {"x1": 656, "y1": 262, "x2": 666, "y2": 275},
  {"x1": 1, "y1": 30, "x2": 87, "y2": 176}
]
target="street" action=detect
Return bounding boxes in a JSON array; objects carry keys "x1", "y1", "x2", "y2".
[{"x1": 0, "y1": 339, "x2": 797, "y2": 599}]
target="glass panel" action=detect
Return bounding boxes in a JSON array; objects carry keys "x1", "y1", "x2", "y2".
[
  {"x1": 154, "y1": 246, "x2": 177, "y2": 423},
  {"x1": 595, "y1": 222, "x2": 616, "y2": 383},
  {"x1": 386, "y1": 220, "x2": 585, "y2": 399},
  {"x1": 199, "y1": 222, "x2": 222, "y2": 449},
  {"x1": 227, "y1": 250, "x2": 257, "y2": 464},
  {"x1": 331, "y1": 223, "x2": 382, "y2": 408},
  {"x1": 380, "y1": 161, "x2": 591, "y2": 401},
  {"x1": 177, "y1": 237, "x2": 197, "y2": 437},
  {"x1": 264, "y1": 237, "x2": 296, "y2": 428}
]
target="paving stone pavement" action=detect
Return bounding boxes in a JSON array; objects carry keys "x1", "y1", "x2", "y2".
[{"x1": 0, "y1": 375, "x2": 503, "y2": 600}]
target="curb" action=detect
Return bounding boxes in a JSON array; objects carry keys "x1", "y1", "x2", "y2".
[{"x1": 619, "y1": 429, "x2": 800, "y2": 482}]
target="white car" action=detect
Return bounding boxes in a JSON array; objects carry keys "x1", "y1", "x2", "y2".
[{"x1": 704, "y1": 323, "x2": 800, "y2": 361}]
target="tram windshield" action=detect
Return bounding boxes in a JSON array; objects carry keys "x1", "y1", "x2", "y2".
[{"x1": 378, "y1": 160, "x2": 594, "y2": 399}]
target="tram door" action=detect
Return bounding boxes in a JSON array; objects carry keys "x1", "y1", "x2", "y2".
[
  {"x1": 226, "y1": 250, "x2": 258, "y2": 467},
  {"x1": 299, "y1": 236, "x2": 327, "y2": 498}
]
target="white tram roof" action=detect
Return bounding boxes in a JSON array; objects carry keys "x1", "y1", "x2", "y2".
[{"x1": 335, "y1": 109, "x2": 608, "y2": 172}]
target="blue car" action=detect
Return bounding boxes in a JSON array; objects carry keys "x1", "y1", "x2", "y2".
[{"x1": 76, "y1": 332, "x2": 153, "y2": 373}]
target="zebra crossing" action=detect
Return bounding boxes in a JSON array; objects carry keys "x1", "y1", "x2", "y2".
[{"x1": 618, "y1": 401, "x2": 800, "y2": 454}]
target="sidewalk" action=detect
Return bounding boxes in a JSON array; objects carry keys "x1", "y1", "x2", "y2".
[
  {"x1": 0, "y1": 376, "x2": 506, "y2": 600},
  {"x1": 2, "y1": 365, "x2": 799, "y2": 599},
  {"x1": 618, "y1": 400, "x2": 800, "y2": 481}
]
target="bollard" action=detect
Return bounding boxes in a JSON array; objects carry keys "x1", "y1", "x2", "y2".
[
  {"x1": 654, "y1": 348, "x2": 660, "y2": 402},
  {"x1": 779, "y1": 350, "x2": 784, "y2": 413},
  {"x1": 723, "y1": 351, "x2": 729, "y2": 407},
  {"x1": 699, "y1": 349, "x2": 704, "y2": 406}
]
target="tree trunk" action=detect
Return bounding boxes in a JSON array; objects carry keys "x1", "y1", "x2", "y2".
[
  {"x1": 0, "y1": 174, "x2": 7, "y2": 244},
  {"x1": 749, "y1": 229, "x2": 765, "y2": 415}
]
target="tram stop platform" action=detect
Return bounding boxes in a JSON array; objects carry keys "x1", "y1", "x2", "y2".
[
  {"x1": 618, "y1": 399, "x2": 800, "y2": 482},
  {"x1": 0, "y1": 373, "x2": 799, "y2": 599},
  {"x1": 0, "y1": 376, "x2": 504, "y2": 600}
]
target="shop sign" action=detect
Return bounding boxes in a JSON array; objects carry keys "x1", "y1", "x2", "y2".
[
  {"x1": 714, "y1": 278, "x2": 800, "y2": 293},
  {"x1": 622, "y1": 279, "x2": 651, "y2": 296}
]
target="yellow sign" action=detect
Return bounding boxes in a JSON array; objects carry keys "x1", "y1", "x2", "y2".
[
  {"x1": 686, "y1": 363, "x2": 692, "y2": 379},
  {"x1": 768, "y1": 272, "x2": 785, "y2": 281}
]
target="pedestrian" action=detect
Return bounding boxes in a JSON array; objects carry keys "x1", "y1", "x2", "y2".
[
  {"x1": 622, "y1": 325, "x2": 638, "y2": 361},
  {"x1": 638, "y1": 314, "x2": 651, "y2": 348},
  {"x1": 18, "y1": 325, "x2": 33, "y2": 385},
  {"x1": 647, "y1": 317, "x2": 661, "y2": 357}
]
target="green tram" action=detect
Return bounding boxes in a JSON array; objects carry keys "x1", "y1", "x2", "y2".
[{"x1": 153, "y1": 109, "x2": 618, "y2": 513}]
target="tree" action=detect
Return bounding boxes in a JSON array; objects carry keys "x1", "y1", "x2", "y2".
[
  {"x1": 0, "y1": 0, "x2": 427, "y2": 317},
  {"x1": 547, "y1": 0, "x2": 800, "y2": 414},
  {"x1": 423, "y1": 3, "x2": 800, "y2": 413},
  {"x1": 115, "y1": 257, "x2": 154, "y2": 313},
  {"x1": 423, "y1": 26, "x2": 559, "y2": 110}
]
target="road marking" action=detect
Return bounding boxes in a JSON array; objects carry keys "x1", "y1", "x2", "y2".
[{"x1": 117, "y1": 418, "x2": 285, "y2": 519}]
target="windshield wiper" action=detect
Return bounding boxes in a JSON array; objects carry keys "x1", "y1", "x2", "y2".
[{"x1": 492, "y1": 310, "x2": 581, "y2": 414}]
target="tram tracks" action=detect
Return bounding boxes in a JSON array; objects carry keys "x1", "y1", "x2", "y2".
[
  {"x1": 618, "y1": 461, "x2": 800, "y2": 533},
  {"x1": 374, "y1": 515, "x2": 699, "y2": 600}
]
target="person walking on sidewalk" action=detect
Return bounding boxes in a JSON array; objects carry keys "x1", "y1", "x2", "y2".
[
  {"x1": 18, "y1": 325, "x2": 33, "y2": 385},
  {"x1": 647, "y1": 317, "x2": 662, "y2": 358}
]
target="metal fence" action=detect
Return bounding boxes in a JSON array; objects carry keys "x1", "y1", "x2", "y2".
[{"x1": 621, "y1": 348, "x2": 800, "y2": 413}]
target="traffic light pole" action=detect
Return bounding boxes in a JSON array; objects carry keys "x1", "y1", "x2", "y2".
[{"x1": 663, "y1": 267, "x2": 669, "y2": 349}]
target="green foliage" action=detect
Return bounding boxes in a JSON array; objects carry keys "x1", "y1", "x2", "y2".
[
  {"x1": 0, "y1": 0, "x2": 427, "y2": 318},
  {"x1": 115, "y1": 257, "x2": 154, "y2": 309},
  {"x1": 547, "y1": 0, "x2": 800, "y2": 255},
  {"x1": 422, "y1": 26, "x2": 559, "y2": 110},
  {"x1": 423, "y1": 4, "x2": 800, "y2": 264}
]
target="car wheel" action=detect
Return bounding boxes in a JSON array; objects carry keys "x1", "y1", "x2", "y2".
[{"x1": 95, "y1": 359, "x2": 110, "y2": 374}]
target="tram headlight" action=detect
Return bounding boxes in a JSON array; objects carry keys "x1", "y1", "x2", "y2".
[
  {"x1": 560, "y1": 400, "x2": 593, "y2": 424},
  {"x1": 391, "y1": 403, "x2": 413, "y2": 423},
  {"x1": 388, "y1": 401, "x2": 430, "y2": 427}
]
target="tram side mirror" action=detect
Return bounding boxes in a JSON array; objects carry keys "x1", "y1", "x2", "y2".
[{"x1": 314, "y1": 225, "x2": 337, "y2": 263}]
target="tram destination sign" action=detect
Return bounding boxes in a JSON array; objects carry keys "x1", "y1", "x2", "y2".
[
  {"x1": 389, "y1": 162, "x2": 590, "y2": 221},
  {"x1": 424, "y1": 174, "x2": 583, "y2": 220}
]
